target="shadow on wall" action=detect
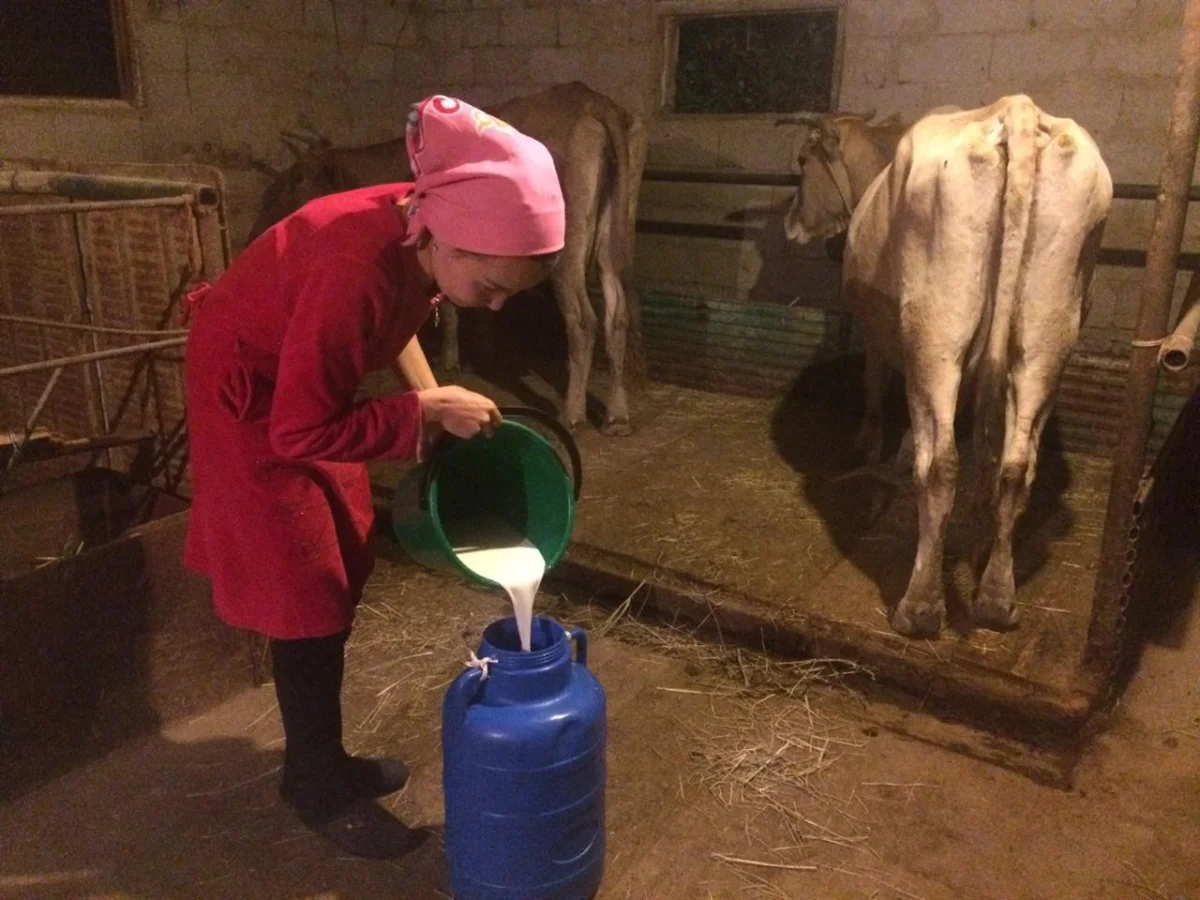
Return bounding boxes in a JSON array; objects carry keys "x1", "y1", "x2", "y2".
[
  {"x1": 638, "y1": 132, "x2": 844, "y2": 312},
  {"x1": 724, "y1": 196, "x2": 843, "y2": 309}
]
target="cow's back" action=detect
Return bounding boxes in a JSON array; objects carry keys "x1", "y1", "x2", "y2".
[
  {"x1": 842, "y1": 95, "x2": 1111, "y2": 376},
  {"x1": 840, "y1": 108, "x2": 1007, "y2": 370}
]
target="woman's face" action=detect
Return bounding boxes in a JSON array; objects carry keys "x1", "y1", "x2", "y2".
[{"x1": 431, "y1": 242, "x2": 553, "y2": 311}]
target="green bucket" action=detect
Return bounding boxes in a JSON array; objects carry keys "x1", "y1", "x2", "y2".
[{"x1": 391, "y1": 406, "x2": 583, "y2": 589}]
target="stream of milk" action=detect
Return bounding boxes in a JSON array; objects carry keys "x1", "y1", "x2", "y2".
[{"x1": 451, "y1": 515, "x2": 546, "y2": 652}]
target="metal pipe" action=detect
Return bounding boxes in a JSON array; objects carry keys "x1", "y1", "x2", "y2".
[
  {"x1": 0, "y1": 338, "x2": 187, "y2": 379},
  {"x1": 642, "y1": 168, "x2": 805, "y2": 187},
  {"x1": 1112, "y1": 182, "x2": 1200, "y2": 201},
  {"x1": 0, "y1": 170, "x2": 219, "y2": 206},
  {"x1": 3, "y1": 366, "x2": 65, "y2": 474},
  {"x1": 1159, "y1": 265, "x2": 1200, "y2": 371},
  {"x1": 633, "y1": 218, "x2": 1200, "y2": 270},
  {"x1": 0, "y1": 196, "x2": 193, "y2": 216},
  {"x1": 1084, "y1": 0, "x2": 1200, "y2": 689},
  {"x1": 0, "y1": 313, "x2": 188, "y2": 337},
  {"x1": 640, "y1": 167, "x2": 1199, "y2": 201},
  {"x1": 196, "y1": 204, "x2": 231, "y2": 278},
  {"x1": 71, "y1": 212, "x2": 111, "y2": 464}
]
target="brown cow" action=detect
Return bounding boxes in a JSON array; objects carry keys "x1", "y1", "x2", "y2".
[{"x1": 248, "y1": 82, "x2": 648, "y2": 436}]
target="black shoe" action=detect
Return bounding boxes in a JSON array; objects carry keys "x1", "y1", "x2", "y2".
[
  {"x1": 279, "y1": 756, "x2": 410, "y2": 810},
  {"x1": 344, "y1": 755, "x2": 410, "y2": 799},
  {"x1": 304, "y1": 798, "x2": 430, "y2": 860}
]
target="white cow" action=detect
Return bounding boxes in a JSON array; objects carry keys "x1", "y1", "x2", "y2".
[{"x1": 781, "y1": 96, "x2": 1113, "y2": 636}]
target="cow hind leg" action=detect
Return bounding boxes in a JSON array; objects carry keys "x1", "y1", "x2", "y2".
[
  {"x1": 855, "y1": 344, "x2": 890, "y2": 464},
  {"x1": 892, "y1": 369, "x2": 962, "y2": 637},
  {"x1": 553, "y1": 266, "x2": 597, "y2": 432},
  {"x1": 972, "y1": 362, "x2": 1060, "y2": 630},
  {"x1": 973, "y1": 123, "x2": 1105, "y2": 629},
  {"x1": 597, "y1": 266, "x2": 631, "y2": 436},
  {"x1": 592, "y1": 155, "x2": 634, "y2": 436}
]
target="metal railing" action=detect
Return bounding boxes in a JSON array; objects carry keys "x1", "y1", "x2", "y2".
[{"x1": 636, "y1": 169, "x2": 1200, "y2": 270}]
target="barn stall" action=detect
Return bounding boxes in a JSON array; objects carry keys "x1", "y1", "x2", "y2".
[
  {"x1": 0, "y1": 0, "x2": 1198, "y2": 889},
  {"x1": 356, "y1": 0, "x2": 1200, "y2": 783}
]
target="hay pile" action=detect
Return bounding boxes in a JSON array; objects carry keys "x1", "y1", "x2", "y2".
[
  {"x1": 544, "y1": 586, "x2": 887, "y2": 888},
  {"x1": 341, "y1": 570, "x2": 502, "y2": 758}
]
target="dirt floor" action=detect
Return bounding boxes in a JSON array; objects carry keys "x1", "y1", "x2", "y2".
[
  {"x1": 1, "y1": 539, "x2": 1197, "y2": 900},
  {"x1": 2, "y1": 357, "x2": 1193, "y2": 898}
]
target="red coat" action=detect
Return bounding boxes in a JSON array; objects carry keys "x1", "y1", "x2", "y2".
[{"x1": 183, "y1": 184, "x2": 435, "y2": 639}]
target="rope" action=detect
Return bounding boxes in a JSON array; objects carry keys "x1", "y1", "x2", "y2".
[{"x1": 464, "y1": 649, "x2": 499, "y2": 680}]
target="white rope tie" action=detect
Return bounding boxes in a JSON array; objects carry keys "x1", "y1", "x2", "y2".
[{"x1": 465, "y1": 649, "x2": 499, "y2": 679}]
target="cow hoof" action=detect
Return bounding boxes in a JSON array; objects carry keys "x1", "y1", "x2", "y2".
[
  {"x1": 601, "y1": 417, "x2": 633, "y2": 437},
  {"x1": 971, "y1": 592, "x2": 1020, "y2": 631},
  {"x1": 890, "y1": 599, "x2": 944, "y2": 638},
  {"x1": 558, "y1": 414, "x2": 582, "y2": 434}
]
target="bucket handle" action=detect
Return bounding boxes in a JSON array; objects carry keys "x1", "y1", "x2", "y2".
[
  {"x1": 418, "y1": 406, "x2": 583, "y2": 510},
  {"x1": 568, "y1": 626, "x2": 589, "y2": 668},
  {"x1": 443, "y1": 668, "x2": 486, "y2": 739}
]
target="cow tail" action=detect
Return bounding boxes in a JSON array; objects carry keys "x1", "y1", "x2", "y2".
[
  {"x1": 975, "y1": 97, "x2": 1038, "y2": 498},
  {"x1": 595, "y1": 101, "x2": 648, "y2": 379}
]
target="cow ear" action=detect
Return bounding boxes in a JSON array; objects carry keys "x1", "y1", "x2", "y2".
[
  {"x1": 795, "y1": 127, "x2": 821, "y2": 158},
  {"x1": 818, "y1": 119, "x2": 841, "y2": 158}
]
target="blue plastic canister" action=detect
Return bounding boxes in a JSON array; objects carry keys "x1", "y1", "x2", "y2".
[{"x1": 442, "y1": 616, "x2": 606, "y2": 900}]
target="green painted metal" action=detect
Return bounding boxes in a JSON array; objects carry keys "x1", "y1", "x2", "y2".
[{"x1": 640, "y1": 290, "x2": 1195, "y2": 458}]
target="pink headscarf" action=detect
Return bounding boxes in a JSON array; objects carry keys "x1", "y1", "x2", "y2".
[{"x1": 401, "y1": 95, "x2": 565, "y2": 257}]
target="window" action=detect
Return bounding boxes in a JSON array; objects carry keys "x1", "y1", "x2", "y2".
[
  {"x1": 668, "y1": 9, "x2": 840, "y2": 115},
  {"x1": 0, "y1": 0, "x2": 135, "y2": 102}
]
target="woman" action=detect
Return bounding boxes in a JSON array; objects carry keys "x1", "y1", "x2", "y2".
[{"x1": 183, "y1": 95, "x2": 565, "y2": 859}]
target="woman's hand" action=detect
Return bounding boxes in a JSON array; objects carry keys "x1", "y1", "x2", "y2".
[{"x1": 417, "y1": 386, "x2": 502, "y2": 439}]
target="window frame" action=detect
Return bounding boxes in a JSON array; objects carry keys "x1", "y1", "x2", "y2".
[
  {"x1": 0, "y1": 0, "x2": 142, "y2": 111},
  {"x1": 655, "y1": 0, "x2": 845, "y2": 122}
]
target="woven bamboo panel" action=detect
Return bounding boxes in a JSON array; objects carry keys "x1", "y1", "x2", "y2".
[
  {"x1": 80, "y1": 205, "x2": 198, "y2": 486},
  {"x1": 0, "y1": 210, "x2": 98, "y2": 441},
  {"x1": 1, "y1": 159, "x2": 228, "y2": 494}
]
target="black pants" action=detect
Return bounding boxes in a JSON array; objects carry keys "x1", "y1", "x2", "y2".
[{"x1": 271, "y1": 628, "x2": 355, "y2": 822}]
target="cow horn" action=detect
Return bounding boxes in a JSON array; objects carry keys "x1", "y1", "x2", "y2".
[
  {"x1": 282, "y1": 129, "x2": 324, "y2": 147},
  {"x1": 832, "y1": 107, "x2": 877, "y2": 121},
  {"x1": 775, "y1": 113, "x2": 824, "y2": 127},
  {"x1": 249, "y1": 158, "x2": 283, "y2": 177},
  {"x1": 279, "y1": 135, "x2": 309, "y2": 161}
]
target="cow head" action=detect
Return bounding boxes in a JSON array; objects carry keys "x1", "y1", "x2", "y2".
[
  {"x1": 247, "y1": 130, "x2": 346, "y2": 244},
  {"x1": 776, "y1": 111, "x2": 869, "y2": 246}
]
